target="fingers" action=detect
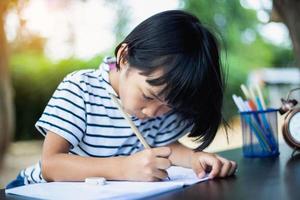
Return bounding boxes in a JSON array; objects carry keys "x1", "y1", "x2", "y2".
[
  {"x1": 138, "y1": 148, "x2": 171, "y2": 181},
  {"x1": 153, "y1": 169, "x2": 169, "y2": 180},
  {"x1": 216, "y1": 155, "x2": 237, "y2": 177},
  {"x1": 228, "y1": 161, "x2": 238, "y2": 176},
  {"x1": 192, "y1": 159, "x2": 207, "y2": 178},
  {"x1": 155, "y1": 157, "x2": 171, "y2": 170},
  {"x1": 216, "y1": 156, "x2": 232, "y2": 178},
  {"x1": 207, "y1": 155, "x2": 237, "y2": 179},
  {"x1": 207, "y1": 158, "x2": 222, "y2": 179},
  {"x1": 152, "y1": 147, "x2": 171, "y2": 158},
  {"x1": 193, "y1": 153, "x2": 237, "y2": 179}
]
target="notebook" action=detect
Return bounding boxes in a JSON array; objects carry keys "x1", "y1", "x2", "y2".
[{"x1": 6, "y1": 166, "x2": 210, "y2": 200}]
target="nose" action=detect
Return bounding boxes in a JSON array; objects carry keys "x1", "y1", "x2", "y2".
[
  {"x1": 142, "y1": 107, "x2": 157, "y2": 118},
  {"x1": 142, "y1": 104, "x2": 170, "y2": 118}
]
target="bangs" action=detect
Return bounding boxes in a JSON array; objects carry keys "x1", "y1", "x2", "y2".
[
  {"x1": 141, "y1": 53, "x2": 209, "y2": 120},
  {"x1": 114, "y1": 10, "x2": 225, "y2": 150}
]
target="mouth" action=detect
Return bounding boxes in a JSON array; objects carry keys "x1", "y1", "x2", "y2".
[
  {"x1": 131, "y1": 113, "x2": 149, "y2": 120},
  {"x1": 138, "y1": 116, "x2": 148, "y2": 120},
  {"x1": 123, "y1": 109, "x2": 148, "y2": 120},
  {"x1": 133, "y1": 114, "x2": 146, "y2": 120}
]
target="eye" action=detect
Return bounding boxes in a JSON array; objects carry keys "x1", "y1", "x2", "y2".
[{"x1": 142, "y1": 94, "x2": 154, "y2": 101}]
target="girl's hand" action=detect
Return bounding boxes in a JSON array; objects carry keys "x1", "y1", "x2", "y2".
[
  {"x1": 121, "y1": 147, "x2": 172, "y2": 181},
  {"x1": 190, "y1": 151, "x2": 237, "y2": 179}
]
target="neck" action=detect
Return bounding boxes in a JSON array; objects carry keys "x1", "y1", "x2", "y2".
[{"x1": 109, "y1": 68, "x2": 120, "y2": 96}]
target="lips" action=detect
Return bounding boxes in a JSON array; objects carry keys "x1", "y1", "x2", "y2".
[
  {"x1": 133, "y1": 113, "x2": 148, "y2": 120},
  {"x1": 123, "y1": 109, "x2": 148, "y2": 120}
]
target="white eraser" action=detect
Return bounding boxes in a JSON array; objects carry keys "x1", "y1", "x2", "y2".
[{"x1": 85, "y1": 177, "x2": 106, "y2": 185}]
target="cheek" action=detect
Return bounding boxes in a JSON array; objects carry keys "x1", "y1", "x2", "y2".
[
  {"x1": 119, "y1": 84, "x2": 143, "y2": 112},
  {"x1": 161, "y1": 106, "x2": 172, "y2": 115}
]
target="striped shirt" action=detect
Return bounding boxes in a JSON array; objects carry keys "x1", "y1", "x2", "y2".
[{"x1": 19, "y1": 57, "x2": 193, "y2": 185}]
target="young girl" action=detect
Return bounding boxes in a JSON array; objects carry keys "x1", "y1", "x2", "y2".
[{"x1": 7, "y1": 10, "x2": 236, "y2": 189}]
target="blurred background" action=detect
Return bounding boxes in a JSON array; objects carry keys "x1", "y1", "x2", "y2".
[{"x1": 0, "y1": 0, "x2": 299, "y2": 187}]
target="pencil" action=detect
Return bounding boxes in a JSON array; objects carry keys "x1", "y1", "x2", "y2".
[
  {"x1": 249, "y1": 86, "x2": 257, "y2": 104},
  {"x1": 255, "y1": 84, "x2": 266, "y2": 110},
  {"x1": 232, "y1": 95, "x2": 272, "y2": 152},
  {"x1": 110, "y1": 93, "x2": 171, "y2": 180},
  {"x1": 240, "y1": 84, "x2": 250, "y2": 99},
  {"x1": 109, "y1": 94, "x2": 151, "y2": 149}
]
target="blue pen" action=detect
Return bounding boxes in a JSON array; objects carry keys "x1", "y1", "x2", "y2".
[
  {"x1": 246, "y1": 100, "x2": 272, "y2": 148},
  {"x1": 233, "y1": 95, "x2": 272, "y2": 152},
  {"x1": 255, "y1": 97, "x2": 278, "y2": 152},
  {"x1": 245, "y1": 87, "x2": 271, "y2": 144},
  {"x1": 254, "y1": 85, "x2": 277, "y2": 150},
  {"x1": 241, "y1": 98, "x2": 272, "y2": 152},
  {"x1": 241, "y1": 113, "x2": 272, "y2": 152}
]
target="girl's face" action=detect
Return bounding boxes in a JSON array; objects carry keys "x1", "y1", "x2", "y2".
[{"x1": 117, "y1": 65, "x2": 172, "y2": 120}]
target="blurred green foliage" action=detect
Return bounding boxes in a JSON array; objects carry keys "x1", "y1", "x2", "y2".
[
  {"x1": 182, "y1": 0, "x2": 294, "y2": 119},
  {"x1": 10, "y1": 51, "x2": 103, "y2": 140},
  {"x1": 9, "y1": 0, "x2": 295, "y2": 140}
]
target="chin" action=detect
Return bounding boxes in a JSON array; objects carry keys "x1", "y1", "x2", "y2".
[
  {"x1": 133, "y1": 114, "x2": 147, "y2": 120},
  {"x1": 123, "y1": 108, "x2": 133, "y2": 115},
  {"x1": 124, "y1": 109, "x2": 147, "y2": 120}
]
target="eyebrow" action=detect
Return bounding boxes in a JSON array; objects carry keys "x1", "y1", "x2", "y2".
[
  {"x1": 148, "y1": 89, "x2": 165, "y2": 103},
  {"x1": 148, "y1": 89, "x2": 173, "y2": 109}
]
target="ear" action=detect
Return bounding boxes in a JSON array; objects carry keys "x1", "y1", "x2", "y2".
[{"x1": 117, "y1": 43, "x2": 128, "y2": 70}]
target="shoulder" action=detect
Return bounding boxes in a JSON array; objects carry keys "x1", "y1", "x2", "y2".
[
  {"x1": 158, "y1": 111, "x2": 180, "y2": 125},
  {"x1": 61, "y1": 69, "x2": 105, "y2": 91},
  {"x1": 158, "y1": 111, "x2": 193, "y2": 131},
  {"x1": 64, "y1": 69, "x2": 100, "y2": 84}
]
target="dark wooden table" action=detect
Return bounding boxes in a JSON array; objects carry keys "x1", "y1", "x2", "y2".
[{"x1": 1, "y1": 143, "x2": 300, "y2": 200}]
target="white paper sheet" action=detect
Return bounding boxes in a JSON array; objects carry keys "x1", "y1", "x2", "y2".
[{"x1": 6, "y1": 166, "x2": 209, "y2": 200}]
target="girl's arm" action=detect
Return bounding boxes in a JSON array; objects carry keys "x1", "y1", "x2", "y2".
[
  {"x1": 41, "y1": 131, "x2": 124, "y2": 181},
  {"x1": 41, "y1": 131, "x2": 171, "y2": 182},
  {"x1": 167, "y1": 141, "x2": 237, "y2": 179},
  {"x1": 167, "y1": 142, "x2": 194, "y2": 168}
]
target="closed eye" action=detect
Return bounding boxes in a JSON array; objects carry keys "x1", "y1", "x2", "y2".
[{"x1": 143, "y1": 94, "x2": 154, "y2": 101}]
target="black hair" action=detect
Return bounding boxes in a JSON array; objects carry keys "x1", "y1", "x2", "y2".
[{"x1": 114, "y1": 10, "x2": 225, "y2": 151}]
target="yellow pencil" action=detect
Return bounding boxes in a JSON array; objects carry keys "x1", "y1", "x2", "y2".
[
  {"x1": 109, "y1": 93, "x2": 171, "y2": 180},
  {"x1": 240, "y1": 84, "x2": 250, "y2": 99},
  {"x1": 110, "y1": 94, "x2": 150, "y2": 149},
  {"x1": 255, "y1": 84, "x2": 266, "y2": 110}
]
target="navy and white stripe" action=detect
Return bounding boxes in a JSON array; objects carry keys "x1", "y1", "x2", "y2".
[{"x1": 16, "y1": 57, "x2": 193, "y2": 186}]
